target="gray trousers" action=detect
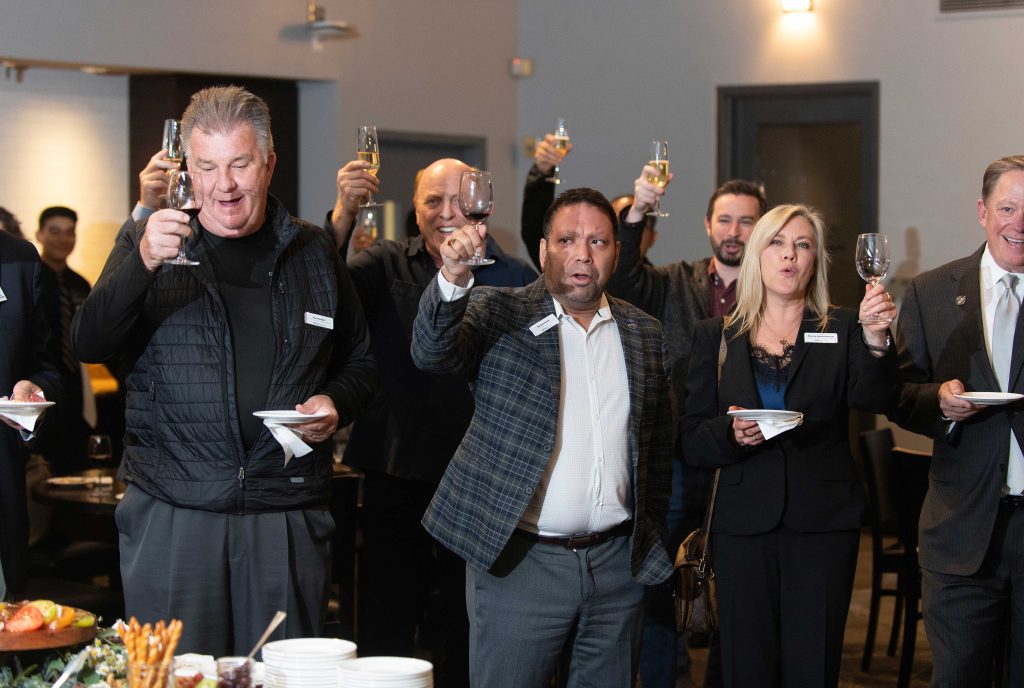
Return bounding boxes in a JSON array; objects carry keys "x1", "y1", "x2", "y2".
[
  {"x1": 466, "y1": 531, "x2": 645, "y2": 688},
  {"x1": 116, "y1": 486, "x2": 334, "y2": 657}
]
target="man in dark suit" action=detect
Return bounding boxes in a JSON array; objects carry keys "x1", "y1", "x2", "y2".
[
  {"x1": 892, "y1": 154, "x2": 1024, "y2": 684},
  {"x1": 412, "y1": 187, "x2": 673, "y2": 687},
  {"x1": 0, "y1": 230, "x2": 62, "y2": 599}
]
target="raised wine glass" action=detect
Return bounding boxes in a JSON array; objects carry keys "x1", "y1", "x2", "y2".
[
  {"x1": 647, "y1": 140, "x2": 670, "y2": 218},
  {"x1": 164, "y1": 170, "x2": 201, "y2": 266},
  {"x1": 87, "y1": 434, "x2": 113, "y2": 494},
  {"x1": 547, "y1": 117, "x2": 570, "y2": 185},
  {"x1": 356, "y1": 205, "x2": 380, "y2": 244},
  {"x1": 162, "y1": 119, "x2": 183, "y2": 165},
  {"x1": 458, "y1": 169, "x2": 495, "y2": 267},
  {"x1": 357, "y1": 125, "x2": 381, "y2": 207},
  {"x1": 855, "y1": 233, "x2": 893, "y2": 324}
]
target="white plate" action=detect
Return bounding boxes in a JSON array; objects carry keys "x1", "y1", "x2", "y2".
[
  {"x1": 0, "y1": 400, "x2": 55, "y2": 412},
  {"x1": 46, "y1": 476, "x2": 96, "y2": 487},
  {"x1": 253, "y1": 410, "x2": 329, "y2": 424},
  {"x1": 727, "y1": 409, "x2": 802, "y2": 422},
  {"x1": 953, "y1": 392, "x2": 1024, "y2": 406},
  {"x1": 262, "y1": 637, "x2": 356, "y2": 659}
]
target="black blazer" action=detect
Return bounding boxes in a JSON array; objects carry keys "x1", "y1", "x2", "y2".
[
  {"x1": 0, "y1": 231, "x2": 63, "y2": 592},
  {"x1": 681, "y1": 307, "x2": 896, "y2": 535},
  {"x1": 890, "y1": 244, "x2": 1021, "y2": 576}
]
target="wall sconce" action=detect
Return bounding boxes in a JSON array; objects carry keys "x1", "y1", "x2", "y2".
[{"x1": 782, "y1": 0, "x2": 813, "y2": 11}]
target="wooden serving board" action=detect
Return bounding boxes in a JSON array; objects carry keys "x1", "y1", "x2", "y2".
[{"x1": 0, "y1": 617, "x2": 97, "y2": 652}]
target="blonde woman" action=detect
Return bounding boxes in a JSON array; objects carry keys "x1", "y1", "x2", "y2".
[{"x1": 680, "y1": 204, "x2": 896, "y2": 686}]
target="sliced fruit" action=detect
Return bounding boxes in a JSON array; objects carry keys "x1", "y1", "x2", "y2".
[
  {"x1": 5, "y1": 604, "x2": 44, "y2": 632},
  {"x1": 28, "y1": 599, "x2": 57, "y2": 624},
  {"x1": 71, "y1": 610, "x2": 95, "y2": 628},
  {"x1": 195, "y1": 679, "x2": 218, "y2": 688},
  {"x1": 48, "y1": 604, "x2": 76, "y2": 631}
]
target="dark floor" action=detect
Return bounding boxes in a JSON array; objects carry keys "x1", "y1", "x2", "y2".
[{"x1": 683, "y1": 529, "x2": 932, "y2": 687}]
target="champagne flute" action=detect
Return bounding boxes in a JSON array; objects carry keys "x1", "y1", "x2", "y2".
[
  {"x1": 86, "y1": 434, "x2": 112, "y2": 494},
  {"x1": 356, "y1": 125, "x2": 381, "y2": 207},
  {"x1": 647, "y1": 140, "x2": 671, "y2": 218},
  {"x1": 855, "y1": 233, "x2": 893, "y2": 324},
  {"x1": 162, "y1": 119, "x2": 183, "y2": 165},
  {"x1": 458, "y1": 169, "x2": 495, "y2": 267},
  {"x1": 164, "y1": 170, "x2": 201, "y2": 266},
  {"x1": 547, "y1": 117, "x2": 570, "y2": 185},
  {"x1": 355, "y1": 205, "x2": 380, "y2": 246}
]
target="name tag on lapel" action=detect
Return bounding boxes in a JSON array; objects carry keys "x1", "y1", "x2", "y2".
[
  {"x1": 530, "y1": 314, "x2": 558, "y2": 336},
  {"x1": 304, "y1": 312, "x2": 334, "y2": 330},
  {"x1": 804, "y1": 332, "x2": 838, "y2": 344}
]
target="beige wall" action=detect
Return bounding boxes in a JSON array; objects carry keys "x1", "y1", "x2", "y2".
[{"x1": 0, "y1": 0, "x2": 522, "y2": 278}]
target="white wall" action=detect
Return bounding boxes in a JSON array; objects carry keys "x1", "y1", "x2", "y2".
[
  {"x1": 517, "y1": 0, "x2": 1024, "y2": 274},
  {"x1": 0, "y1": 0, "x2": 522, "y2": 271}
]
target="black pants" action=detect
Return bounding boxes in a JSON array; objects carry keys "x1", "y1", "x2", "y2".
[
  {"x1": 357, "y1": 471, "x2": 468, "y2": 688},
  {"x1": 713, "y1": 526, "x2": 859, "y2": 687}
]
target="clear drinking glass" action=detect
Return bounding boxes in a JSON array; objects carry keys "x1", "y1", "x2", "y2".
[
  {"x1": 647, "y1": 140, "x2": 670, "y2": 218},
  {"x1": 356, "y1": 125, "x2": 381, "y2": 207},
  {"x1": 216, "y1": 656, "x2": 253, "y2": 688},
  {"x1": 86, "y1": 434, "x2": 112, "y2": 494},
  {"x1": 458, "y1": 169, "x2": 495, "y2": 267},
  {"x1": 547, "y1": 117, "x2": 570, "y2": 184},
  {"x1": 162, "y1": 119, "x2": 183, "y2": 165},
  {"x1": 356, "y1": 205, "x2": 380, "y2": 243},
  {"x1": 855, "y1": 233, "x2": 893, "y2": 324},
  {"x1": 164, "y1": 170, "x2": 201, "y2": 266}
]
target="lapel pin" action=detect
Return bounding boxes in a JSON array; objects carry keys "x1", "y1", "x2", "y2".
[{"x1": 956, "y1": 295, "x2": 966, "y2": 306}]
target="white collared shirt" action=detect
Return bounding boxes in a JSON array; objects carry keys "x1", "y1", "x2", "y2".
[
  {"x1": 518, "y1": 296, "x2": 633, "y2": 536},
  {"x1": 980, "y1": 245, "x2": 1024, "y2": 495}
]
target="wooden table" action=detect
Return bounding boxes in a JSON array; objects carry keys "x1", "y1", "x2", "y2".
[{"x1": 32, "y1": 468, "x2": 124, "y2": 517}]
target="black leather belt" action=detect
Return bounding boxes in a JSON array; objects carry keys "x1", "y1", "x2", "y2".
[
  {"x1": 515, "y1": 521, "x2": 633, "y2": 549},
  {"x1": 999, "y1": 495, "x2": 1024, "y2": 508}
]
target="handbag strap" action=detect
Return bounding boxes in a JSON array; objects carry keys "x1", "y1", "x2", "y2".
[{"x1": 700, "y1": 327, "x2": 728, "y2": 544}]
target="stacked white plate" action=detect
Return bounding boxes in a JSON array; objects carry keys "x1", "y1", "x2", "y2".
[
  {"x1": 262, "y1": 638, "x2": 357, "y2": 688},
  {"x1": 337, "y1": 657, "x2": 434, "y2": 687}
]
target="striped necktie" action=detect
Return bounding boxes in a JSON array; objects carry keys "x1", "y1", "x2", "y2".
[{"x1": 58, "y1": 271, "x2": 78, "y2": 377}]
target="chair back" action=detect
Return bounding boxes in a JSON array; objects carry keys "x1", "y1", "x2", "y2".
[
  {"x1": 860, "y1": 428, "x2": 897, "y2": 529},
  {"x1": 890, "y1": 447, "x2": 931, "y2": 557}
]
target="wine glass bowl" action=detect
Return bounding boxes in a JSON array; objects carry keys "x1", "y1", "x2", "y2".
[
  {"x1": 162, "y1": 119, "x2": 183, "y2": 165},
  {"x1": 86, "y1": 434, "x2": 113, "y2": 494},
  {"x1": 357, "y1": 125, "x2": 381, "y2": 208},
  {"x1": 647, "y1": 140, "x2": 671, "y2": 218},
  {"x1": 855, "y1": 233, "x2": 893, "y2": 324},
  {"x1": 547, "y1": 117, "x2": 569, "y2": 185},
  {"x1": 457, "y1": 169, "x2": 495, "y2": 267},
  {"x1": 164, "y1": 170, "x2": 201, "y2": 266}
]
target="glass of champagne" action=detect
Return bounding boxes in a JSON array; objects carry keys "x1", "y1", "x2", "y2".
[
  {"x1": 162, "y1": 119, "x2": 183, "y2": 165},
  {"x1": 458, "y1": 169, "x2": 495, "y2": 266},
  {"x1": 547, "y1": 117, "x2": 570, "y2": 185},
  {"x1": 164, "y1": 170, "x2": 201, "y2": 266},
  {"x1": 357, "y1": 125, "x2": 381, "y2": 207},
  {"x1": 87, "y1": 434, "x2": 112, "y2": 494},
  {"x1": 355, "y1": 205, "x2": 380, "y2": 247},
  {"x1": 647, "y1": 140, "x2": 670, "y2": 218},
  {"x1": 855, "y1": 233, "x2": 893, "y2": 324}
]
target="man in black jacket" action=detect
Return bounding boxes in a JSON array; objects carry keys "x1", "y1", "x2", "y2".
[
  {"x1": 74, "y1": 86, "x2": 377, "y2": 655},
  {"x1": 0, "y1": 230, "x2": 63, "y2": 600},
  {"x1": 326, "y1": 156, "x2": 536, "y2": 687}
]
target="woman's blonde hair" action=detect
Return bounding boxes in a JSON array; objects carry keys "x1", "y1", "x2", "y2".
[{"x1": 724, "y1": 203, "x2": 832, "y2": 338}]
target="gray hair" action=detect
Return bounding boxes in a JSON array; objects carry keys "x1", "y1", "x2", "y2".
[{"x1": 182, "y1": 85, "x2": 274, "y2": 161}]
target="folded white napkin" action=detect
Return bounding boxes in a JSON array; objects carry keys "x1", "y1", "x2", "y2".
[
  {"x1": 0, "y1": 395, "x2": 47, "y2": 433},
  {"x1": 263, "y1": 420, "x2": 313, "y2": 466},
  {"x1": 756, "y1": 412, "x2": 804, "y2": 440}
]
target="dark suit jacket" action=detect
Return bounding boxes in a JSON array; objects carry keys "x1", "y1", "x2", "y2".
[
  {"x1": 412, "y1": 277, "x2": 674, "y2": 585},
  {"x1": 0, "y1": 232, "x2": 63, "y2": 593},
  {"x1": 681, "y1": 308, "x2": 896, "y2": 535},
  {"x1": 891, "y1": 244, "x2": 1021, "y2": 576}
]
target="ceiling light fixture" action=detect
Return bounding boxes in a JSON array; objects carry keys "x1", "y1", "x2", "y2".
[{"x1": 782, "y1": 0, "x2": 813, "y2": 12}]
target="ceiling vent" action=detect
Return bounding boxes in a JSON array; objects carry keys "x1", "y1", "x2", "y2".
[{"x1": 941, "y1": 0, "x2": 1024, "y2": 12}]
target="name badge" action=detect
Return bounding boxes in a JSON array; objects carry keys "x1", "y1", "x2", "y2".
[
  {"x1": 304, "y1": 312, "x2": 334, "y2": 330},
  {"x1": 0, "y1": 287, "x2": 6, "y2": 303},
  {"x1": 804, "y1": 332, "x2": 838, "y2": 344},
  {"x1": 530, "y1": 314, "x2": 559, "y2": 336}
]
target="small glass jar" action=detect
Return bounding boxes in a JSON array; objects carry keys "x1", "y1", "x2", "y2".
[{"x1": 216, "y1": 656, "x2": 253, "y2": 688}]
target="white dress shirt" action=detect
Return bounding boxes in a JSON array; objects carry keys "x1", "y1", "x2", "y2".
[{"x1": 979, "y1": 246, "x2": 1024, "y2": 495}]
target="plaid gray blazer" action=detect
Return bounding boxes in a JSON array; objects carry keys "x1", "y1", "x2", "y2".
[{"x1": 412, "y1": 277, "x2": 674, "y2": 585}]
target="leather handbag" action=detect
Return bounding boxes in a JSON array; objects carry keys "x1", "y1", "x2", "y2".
[
  {"x1": 672, "y1": 328, "x2": 727, "y2": 633},
  {"x1": 673, "y1": 468, "x2": 720, "y2": 634}
]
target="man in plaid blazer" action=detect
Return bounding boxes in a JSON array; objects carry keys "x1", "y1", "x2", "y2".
[{"x1": 412, "y1": 187, "x2": 674, "y2": 687}]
